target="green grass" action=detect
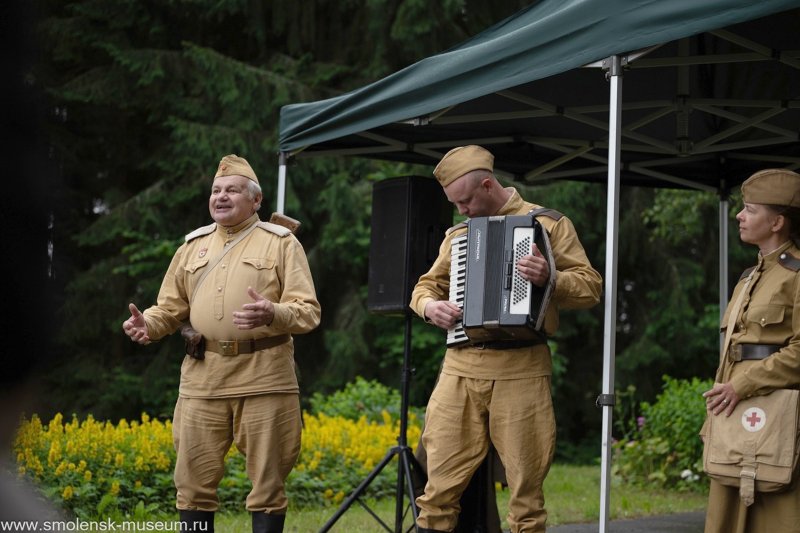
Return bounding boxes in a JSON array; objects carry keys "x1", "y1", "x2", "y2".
[
  {"x1": 210, "y1": 464, "x2": 708, "y2": 532},
  {"x1": 524, "y1": 463, "x2": 706, "y2": 525}
]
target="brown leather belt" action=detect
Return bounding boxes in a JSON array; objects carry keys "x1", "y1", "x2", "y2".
[
  {"x1": 472, "y1": 338, "x2": 546, "y2": 350},
  {"x1": 206, "y1": 334, "x2": 290, "y2": 356},
  {"x1": 730, "y1": 343, "x2": 782, "y2": 361}
]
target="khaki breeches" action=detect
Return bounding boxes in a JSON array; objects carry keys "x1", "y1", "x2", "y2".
[
  {"x1": 416, "y1": 374, "x2": 556, "y2": 533},
  {"x1": 172, "y1": 394, "x2": 302, "y2": 513}
]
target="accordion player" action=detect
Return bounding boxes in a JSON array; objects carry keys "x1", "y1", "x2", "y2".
[{"x1": 447, "y1": 212, "x2": 556, "y2": 347}]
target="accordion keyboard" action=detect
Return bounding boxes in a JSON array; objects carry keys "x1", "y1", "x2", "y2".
[{"x1": 446, "y1": 233, "x2": 469, "y2": 347}]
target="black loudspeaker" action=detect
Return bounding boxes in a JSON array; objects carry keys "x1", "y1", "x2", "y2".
[{"x1": 368, "y1": 176, "x2": 453, "y2": 314}]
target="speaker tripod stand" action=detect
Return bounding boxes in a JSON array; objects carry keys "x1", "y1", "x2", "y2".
[{"x1": 319, "y1": 313, "x2": 426, "y2": 533}]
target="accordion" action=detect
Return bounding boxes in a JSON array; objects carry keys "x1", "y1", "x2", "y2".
[{"x1": 447, "y1": 214, "x2": 556, "y2": 347}]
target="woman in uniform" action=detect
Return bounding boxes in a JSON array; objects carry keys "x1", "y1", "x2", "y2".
[{"x1": 702, "y1": 168, "x2": 800, "y2": 533}]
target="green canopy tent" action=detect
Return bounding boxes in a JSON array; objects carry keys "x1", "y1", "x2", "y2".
[
  {"x1": 278, "y1": 0, "x2": 800, "y2": 530},
  {"x1": 280, "y1": 0, "x2": 799, "y2": 183}
]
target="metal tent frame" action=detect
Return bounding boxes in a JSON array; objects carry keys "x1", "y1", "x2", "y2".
[{"x1": 275, "y1": 2, "x2": 800, "y2": 531}]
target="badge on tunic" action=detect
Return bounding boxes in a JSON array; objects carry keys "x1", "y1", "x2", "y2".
[
  {"x1": 199, "y1": 248, "x2": 207, "y2": 258},
  {"x1": 741, "y1": 407, "x2": 766, "y2": 432}
]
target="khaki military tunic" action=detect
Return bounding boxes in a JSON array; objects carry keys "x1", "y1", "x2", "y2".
[
  {"x1": 704, "y1": 241, "x2": 800, "y2": 533},
  {"x1": 410, "y1": 188, "x2": 602, "y2": 533},
  {"x1": 142, "y1": 213, "x2": 321, "y2": 398}
]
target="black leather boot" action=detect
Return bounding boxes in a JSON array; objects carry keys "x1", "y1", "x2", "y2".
[
  {"x1": 179, "y1": 510, "x2": 214, "y2": 533},
  {"x1": 252, "y1": 512, "x2": 286, "y2": 533}
]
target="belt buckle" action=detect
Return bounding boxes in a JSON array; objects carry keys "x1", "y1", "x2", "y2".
[
  {"x1": 729, "y1": 344, "x2": 742, "y2": 362},
  {"x1": 218, "y1": 340, "x2": 238, "y2": 356}
]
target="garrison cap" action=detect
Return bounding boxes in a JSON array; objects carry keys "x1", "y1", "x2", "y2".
[
  {"x1": 433, "y1": 145, "x2": 494, "y2": 187},
  {"x1": 741, "y1": 169, "x2": 800, "y2": 208},
  {"x1": 215, "y1": 154, "x2": 259, "y2": 184}
]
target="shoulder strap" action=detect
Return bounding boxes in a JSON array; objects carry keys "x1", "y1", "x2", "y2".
[
  {"x1": 185, "y1": 223, "x2": 216, "y2": 242},
  {"x1": 721, "y1": 270, "x2": 756, "y2": 367},
  {"x1": 527, "y1": 207, "x2": 564, "y2": 221},
  {"x1": 778, "y1": 251, "x2": 800, "y2": 272},
  {"x1": 257, "y1": 220, "x2": 291, "y2": 237}
]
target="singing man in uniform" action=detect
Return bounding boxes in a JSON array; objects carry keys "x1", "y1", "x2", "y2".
[
  {"x1": 409, "y1": 145, "x2": 602, "y2": 533},
  {"x1": 122, "y1": 154, "x2": 321, "y2": 533}
]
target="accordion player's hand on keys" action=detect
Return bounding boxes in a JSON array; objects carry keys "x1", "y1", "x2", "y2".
[
  {"x1": 424, "y1": 300, "x2": 463, "y2": 330},
  {"x1": 516, "y1": 243, "x2": 550, "y2": 287}
]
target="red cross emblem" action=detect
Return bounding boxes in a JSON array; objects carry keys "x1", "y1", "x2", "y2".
[{"x1": 741, "y1": 406, "x2": 766, "y2": 432}]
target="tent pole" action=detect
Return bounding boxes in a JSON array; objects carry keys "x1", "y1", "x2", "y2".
[
  {"x1": 719, "y1": 187, "x2": 729, "y2": 347},
  {"x1": 598, "y1": 54, "x2": 622, "y2": 533},
  {"x1": 277, "y1": 152, "x2": 288, "y2": 214}
]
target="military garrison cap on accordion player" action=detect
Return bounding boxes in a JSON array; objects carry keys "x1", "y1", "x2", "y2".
[{"x1": 433, "y1": 145, "x2": 494, "y2": 187}]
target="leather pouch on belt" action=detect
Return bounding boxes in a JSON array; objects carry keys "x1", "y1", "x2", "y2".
[{"x1": 181, "y1": 324, "x2": 206, "y2": 360}]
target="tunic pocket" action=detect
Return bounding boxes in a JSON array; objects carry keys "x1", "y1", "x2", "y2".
[
  {"x1": 746, "y1": 304, "x2": 784, "y2": 328},
  {"x1": 185, "y1": 258, "x2": 209, "y2": 274},
  {"x1": 242, "y1": 257, "x2": 275, "y2": 270}
]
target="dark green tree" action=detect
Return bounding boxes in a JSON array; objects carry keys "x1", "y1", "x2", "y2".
[{"x1": 37, "y1": 0, "x2": 531, "y2": 419}]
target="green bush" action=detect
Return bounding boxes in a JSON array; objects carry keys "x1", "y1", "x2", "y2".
[
  {"x1": 308, "y1": 375, "x2": 424, "y2": 422},
  {"x1": 612, "y1": 376, "x2": 712, "y2": 491}
]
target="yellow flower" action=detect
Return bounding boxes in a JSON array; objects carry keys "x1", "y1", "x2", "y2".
[
  {"x1": 46, "y1": 441, "x2": 61, "y2": 467},
  {"x1": 48, "y1": 413, "x2": 64, "y2": 434},
  {"x1": 12, "y1": 404, "x2": 425, "y2": 510}
]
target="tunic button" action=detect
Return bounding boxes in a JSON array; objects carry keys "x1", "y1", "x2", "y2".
[
  {"x1": 760, "y1": 317, "x2": 766, "y2": 326},
  {"x1": 217, "y1": 286, "x2": 223, "y2": 292},
  {"x1": 780, "y1": 253, "x2": 786, "y2": 259}
]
